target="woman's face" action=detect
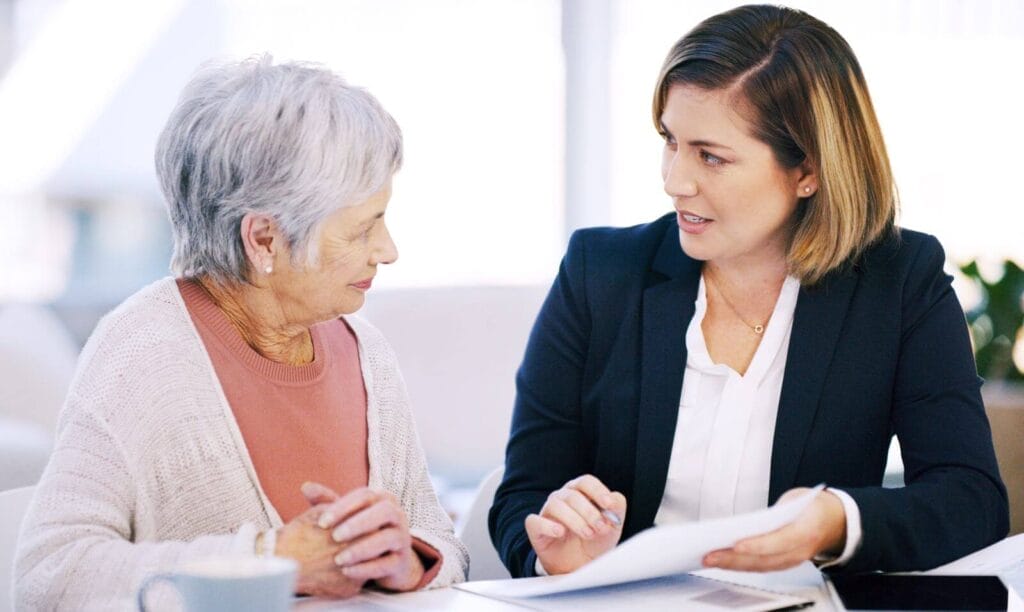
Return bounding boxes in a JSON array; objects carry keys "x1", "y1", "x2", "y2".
[
  {"x1": 660, "y1": 84, "x2": 810, "y2": 267},
  {"x1": 271, "y1": 183, "x2": 397, "y2": 323}
]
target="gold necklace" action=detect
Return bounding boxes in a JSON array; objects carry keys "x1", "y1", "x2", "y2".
[{"x1": 704, "y1": 268, "x2": 766, "y2": 335}]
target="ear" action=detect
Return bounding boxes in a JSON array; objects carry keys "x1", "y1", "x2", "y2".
[
  {"x1": 239, "y1": 213, "x2": 281, "y2": 276},
  {"x1": 795, "y1": 160, "x2": 818, "y2": 198}
]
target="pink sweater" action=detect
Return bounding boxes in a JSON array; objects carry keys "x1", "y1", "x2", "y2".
[{"x1": 178, "y1": 279, "x2": 440, "y2": 584}]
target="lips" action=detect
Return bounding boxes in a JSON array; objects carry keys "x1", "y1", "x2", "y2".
[
  {"x1": 677, "y1": 210, "x2": 714, "y2": 235},
  {"x1": 350, "y1": 277, "x2": 373, "y2": 290},
  {"x1": 679, "y1": 210, "x2": 711, "y2": 223}
]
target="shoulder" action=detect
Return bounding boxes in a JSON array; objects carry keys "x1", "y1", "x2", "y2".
[
  {"x1": 85, "y1": 277, "x2": 193, "y2": 351},
  {"x1": 64, "y1": 278, "x2": 208, "y2": 421},
  {"x1": 339, "y1": 314, "x2": 400, "y2": 379},
  {"x1": 857, "y1": 228, "x2": 947, "y2": 290},
  {"x1": 564, "y1": 213, "x2": 677, "y2": 281},
  {"x1": 852, "y1": 229, "x2": 955, "y2": 333},
  {"x1": 341, "y1": 314, "x2": 390, "y2": 355},
  {"x1": 568, "y1": 213, "x2": 675, "y2": 262},
  {"x1": 860, "y1": 228, "x2": 943, "y2": 269}
]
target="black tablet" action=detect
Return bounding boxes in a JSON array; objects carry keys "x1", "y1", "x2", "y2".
[{"x1": 828, "y1": 574, "x2": 1008, "y2": 611}]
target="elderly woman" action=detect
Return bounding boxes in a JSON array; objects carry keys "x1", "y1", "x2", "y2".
[
  {"x1": 490, "y1": 4, "x2": 1008, "y2": 578},
  {"x1": 14, "y1": 56, "x2": 467, "y2": 609}
]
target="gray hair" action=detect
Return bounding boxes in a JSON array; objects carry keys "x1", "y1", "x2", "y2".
[{"x1": 155, "y1": 54, "x2": 403, "y2": 283}]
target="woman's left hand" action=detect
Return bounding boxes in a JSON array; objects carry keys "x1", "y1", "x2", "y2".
[
  {"x1": 301, "y1": 483, "x2": 425, "y2": 592},
  {"x1": 701, "y1": 487, "x2": 847, "y2": 572}
]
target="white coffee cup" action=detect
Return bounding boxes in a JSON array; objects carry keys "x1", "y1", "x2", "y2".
[{"x1": 136, "y1": 555, "x2": 298, "y2": 612}]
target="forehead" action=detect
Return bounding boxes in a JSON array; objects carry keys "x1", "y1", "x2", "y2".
[{"x1": 661, "y1": 84, "x2": 757, "y2": 141}]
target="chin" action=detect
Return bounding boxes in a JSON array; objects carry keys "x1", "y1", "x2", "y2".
[
  {"x1": 677, "y1": 230, "x2": 712, "y2": 262},
  {"x1": 338, "y1": 295, "x2": 366, "y2": 316}
]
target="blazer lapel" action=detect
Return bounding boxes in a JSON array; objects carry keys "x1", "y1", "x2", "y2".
[
  {"x1": 769, "y1": 270, "x2": 859, "y2": 502},
  {"x1": 631, "y1": 225, "x2": 701, "y2": 532}
]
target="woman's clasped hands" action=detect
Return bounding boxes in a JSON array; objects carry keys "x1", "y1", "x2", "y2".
[
  {"x1": 274, "y1": 482, "x2": 425, "y2": 598},
  {"x1": 524, "y1": 474, "x2": 628, "y2": 575}
]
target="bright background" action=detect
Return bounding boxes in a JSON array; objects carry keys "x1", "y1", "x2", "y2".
[{"x1": 1, "y1": 0, "x2": 1022, "y2": 492}]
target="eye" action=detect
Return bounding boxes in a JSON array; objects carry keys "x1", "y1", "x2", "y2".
[
  {"x1": 700, "y1": 149, "x2": 725, "y2": 167},
  {"x1": 351, "y1": 223, "x2": 372, "y2": 241},
  {"x1": 658, "y1": 130, "x2": 677, "y2": 148}
]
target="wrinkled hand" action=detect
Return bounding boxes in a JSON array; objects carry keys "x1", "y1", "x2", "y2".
[
  {"x1": 702, "y1": 487, "x2": 847, "y2": 572},
  {"x1": 273, "y1": 486, "x2": 364, "y2": 598},
  {"x1": 525, "y1": 474, "x2": 627, "y2": 575},
  {"x1": 302, "y1": 483, "x2": 424, "y2": 592}
]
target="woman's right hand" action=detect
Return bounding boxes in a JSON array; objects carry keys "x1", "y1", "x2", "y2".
[
  {"x1": 524, "y1": 474, "x2": 627, "y2": 575},
  {"x1": 274, "y1": 487, "x2": 365, "y2": 598}
]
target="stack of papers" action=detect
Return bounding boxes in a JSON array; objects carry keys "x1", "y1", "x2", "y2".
[
  {"x1": 459, "y1": 573, "x2": 813, "y2": 612},
  {"x1": 456, "y1": 487, "x2": 823, "y2": 610}
]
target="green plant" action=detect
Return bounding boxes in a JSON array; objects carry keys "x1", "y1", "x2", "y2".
[{"x1": 959, "y1": 260, "x2": 1024, "y2": 382}]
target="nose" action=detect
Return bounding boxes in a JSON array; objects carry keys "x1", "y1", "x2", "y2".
[
  {"x1": 371, "y1": 222, "x2": 398, "y2": 266},
  {"x1": 663, "y1": 150, "x2": 698, "y2": 200}
]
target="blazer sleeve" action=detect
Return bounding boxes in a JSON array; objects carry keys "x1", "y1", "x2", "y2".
[
  {"x1": 488, "y1": 230, "x2": 594, "y2": 577},
  {"x1": 838, "y1": 236, "x2": 1009, "y2": 572}
]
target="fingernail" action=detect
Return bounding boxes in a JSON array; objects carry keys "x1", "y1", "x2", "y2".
[
  {"x1": 705, "y1": 554, "x2": 719, "y2": 565},
  {"x1": 332, "y1": 526, "x2": 348, "y2": 542},
  {"x1": 600, "y1": 508, "x2": 622, "y2": 527},
  {"x1": 334, "y1": 551, "x2": 350, "y2": 565},
  {"x1": 318, "y1": 513, "x2": 334, "y2": 529}
]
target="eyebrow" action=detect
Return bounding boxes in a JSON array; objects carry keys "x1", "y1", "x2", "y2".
[
  {"x1": 688, "y1": 139, "x2": 735, "y2": 152},
  {"x1": 658, "y1": 121, "x2": 735, "y2": 152}
]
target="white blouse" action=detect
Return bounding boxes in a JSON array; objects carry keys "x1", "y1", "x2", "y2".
[{"x1": 654, "y1": 274, "x2": 861, "y2": 565}]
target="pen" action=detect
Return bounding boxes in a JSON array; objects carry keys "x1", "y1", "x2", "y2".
[{"x1": 600, "y1": 507, "x2": 622, "y2": 527}]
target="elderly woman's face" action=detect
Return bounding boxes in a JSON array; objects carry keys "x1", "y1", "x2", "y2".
[
  {"x1": 271, "y1": 184, "x2": 397, "y2": 322},
  {"x1": 660, "y1": 84, "x2": 808, "y2": 267}
]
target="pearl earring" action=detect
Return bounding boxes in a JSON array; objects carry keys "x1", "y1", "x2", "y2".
[
  {"x1": 804, "y1": 186, "x2": 812, "y2": 194},
  {"x1": 264, "y1": 265, "x2": 273, "y2": 274}
]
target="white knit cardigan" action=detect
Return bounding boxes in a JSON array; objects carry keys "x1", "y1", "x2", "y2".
[{"x1": 13, "y1": 278, "x2": 468, "y2": 610}]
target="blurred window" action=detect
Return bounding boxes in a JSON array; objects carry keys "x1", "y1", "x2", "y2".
[
  {"x1": 607, "y1": 0, "x2": 1024, "y2": 262},
  {"x1": 221, "y1": 0, "x2": 564, "y2": 289}
]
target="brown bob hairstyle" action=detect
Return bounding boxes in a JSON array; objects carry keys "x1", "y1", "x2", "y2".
[{"x1": 654, "y1": 4, "x2": 897, "y2": 285}]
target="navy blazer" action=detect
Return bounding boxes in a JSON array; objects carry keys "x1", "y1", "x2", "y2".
[{"x1": 489, "y1": 213, "x2": 1008, "y2": 577}]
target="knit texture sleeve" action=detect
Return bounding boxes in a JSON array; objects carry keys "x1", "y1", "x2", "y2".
[
  {"x1": 353, "y1": 317, "x2": 469, "y2": 588},
  {"x1": 14, "y1": 381, "x2": 258, "y2": 611}
]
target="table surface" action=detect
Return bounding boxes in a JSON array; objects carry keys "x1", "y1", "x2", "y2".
[
  {"x1": 292, "y1": 564, "x2": 840, "y2": 611},
  {"x1": 293, "y1": 564, "x2": 1024, "y2": 611}
]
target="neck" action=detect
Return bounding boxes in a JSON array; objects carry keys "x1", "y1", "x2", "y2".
[
  {"x1": 704, "y1": 254, "x2": 789, "y2": 295},
  {"x1": 196, "y1": 277, "x2": 314, "y2": 366}
]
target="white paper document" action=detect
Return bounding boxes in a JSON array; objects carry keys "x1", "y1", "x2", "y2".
[
  {"x1": 926, "y1": 532, "x2": 1024, "y2": 575},
  {"x1": 458, "y1": 485, "x2": 823, "y2": 598},
  {"x1": 924, "y1": 533, "x2": 1024, "y2": 611},
  {"x1": 460, "y1": 573, "x2": 814, "y2": 612}
]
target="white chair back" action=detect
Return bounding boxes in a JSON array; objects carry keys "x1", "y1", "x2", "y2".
[
  {"x1": 0, "y1": 486, "x2": 35, "y2": 612},
  {"x1": 359, "y1": 285, "x2": 546, "y2": 483},
  {"x1": 456, "y1": 466, "x2": 510, "y2": 582}
]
